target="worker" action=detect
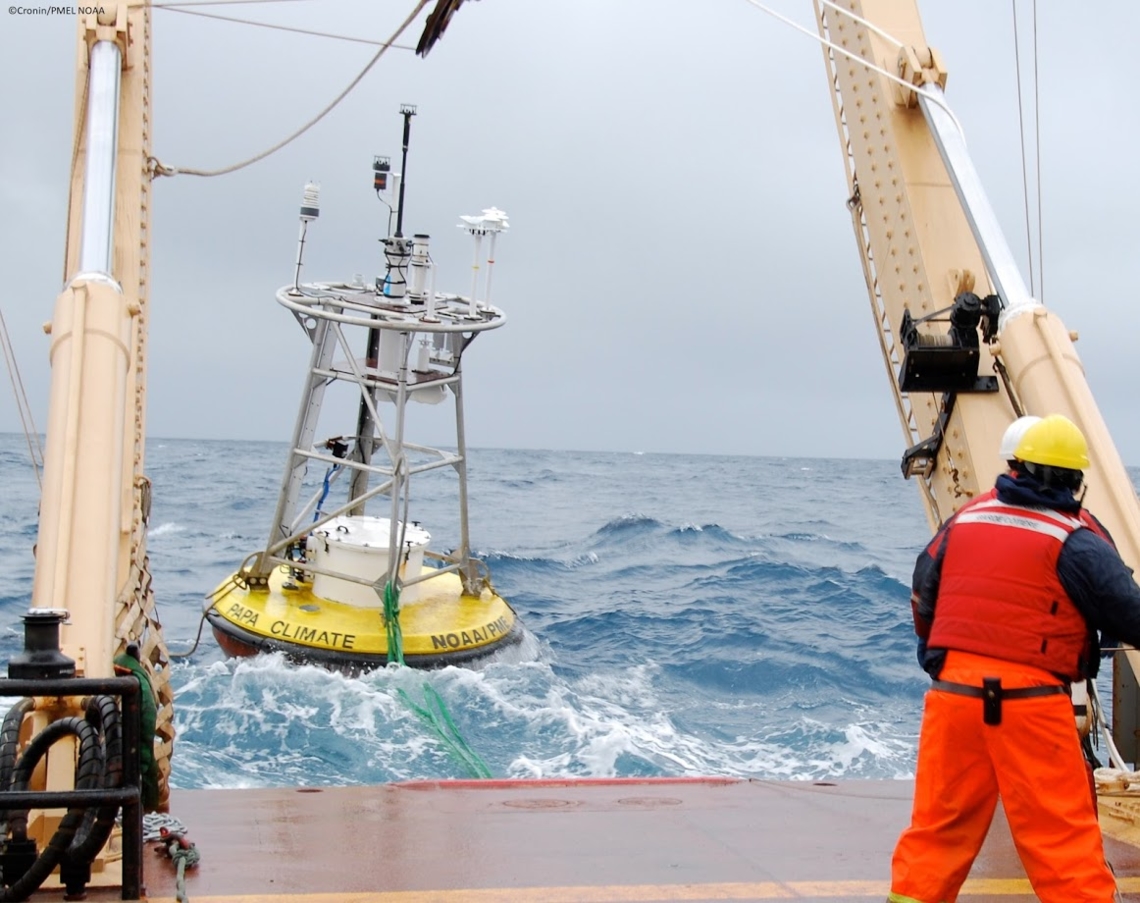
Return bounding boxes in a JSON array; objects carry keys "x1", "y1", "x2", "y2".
[
  {"x1": 889, "y1": 414, "x2": 1140, "y2": 903},
  {"x1": 1002, "y1": 415, "x2": 1115, "y2": 549}
]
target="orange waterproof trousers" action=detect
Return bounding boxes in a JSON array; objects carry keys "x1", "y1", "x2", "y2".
[{"x1": 889, "y1": 651, "x2": 1117, "y2": 903}]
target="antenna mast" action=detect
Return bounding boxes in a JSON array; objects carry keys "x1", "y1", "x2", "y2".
[
  {"x1": 394, "y1": 104, "x2": 416, "y2": 239},
  {"x1": 349, "y1": 105, "x2": 418, "y2": 511}
]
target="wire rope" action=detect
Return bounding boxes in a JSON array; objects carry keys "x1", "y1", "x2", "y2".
[
  {"x1": 156, "y1": 6, "x2": 419, "y2": 50},
  {"x1": 1089, "y1": 677, "x2": 1137, "y2": 793},
  {"x1": 0, "y1": 308, "x2": 43, "y2": 488},
  {"x1": 151, "y1": 0, "x2": 429, "y2": 178},
  {"x1": 154, "y1": 0, "x2": 312, "y2": 6},
  {"x1": 167, "y1": 610, "x2": 209, "y2": 659},
  {"x1": 743, "y1": 0, "x2": 965, "y2": 140}
]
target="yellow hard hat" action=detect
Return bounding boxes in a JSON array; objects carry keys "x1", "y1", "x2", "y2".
[{"x1": 1014, "y1": 414, "x2": 1090, "y2": 470}]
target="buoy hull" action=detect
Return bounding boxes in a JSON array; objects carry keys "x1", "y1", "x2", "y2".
[{"x1": 206, "y1": 566, "x2": 523, "y2": 672}]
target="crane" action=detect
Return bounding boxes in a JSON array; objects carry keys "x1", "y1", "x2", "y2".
[
  {"x1": 7, "y1": 1, "x2": 1140, "y2": 896},
  {"x1": 814, "y1": 0, "x2": 1140, "y2": 764},
  {"x1": 1, "y1": 8, "x2": 176, "y2": 892}
]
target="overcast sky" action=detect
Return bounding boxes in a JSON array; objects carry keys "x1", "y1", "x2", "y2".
[{"x1": 2, "y1": 1, "x2": 1138, "y2": 463}]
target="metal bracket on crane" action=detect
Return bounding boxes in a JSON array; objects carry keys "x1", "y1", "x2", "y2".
[
  {"x1": 894, "y1": 45, "x2": 947, "y2": 107},
  {"x1": 901, "y1": 392, "x2": 956, "y2": 480}
]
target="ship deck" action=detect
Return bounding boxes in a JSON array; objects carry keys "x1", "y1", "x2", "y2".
[{"x1": 125, "y1": 778, "x2": 1140, "y2": 902}]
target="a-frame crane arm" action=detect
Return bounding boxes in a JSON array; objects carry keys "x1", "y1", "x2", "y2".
[
  {"x1": 815, "y1": 0, "x2": 1017, "y2": 529},
  {"x1": 816, "y1": 0, "x2": 1140, "y2": 763},
  {"x1": 31, "y1": 1, "x2": 174, "y2": 809}
]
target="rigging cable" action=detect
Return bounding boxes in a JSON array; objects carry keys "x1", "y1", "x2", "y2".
[
  {"x1": 154, "y1": 0, "x2": 311, "y2": 7},
  {"x1": 743, "y1": 0, "x2": 964, "y2": 140},
  {"x1": 155, "y1": 6, "x2": 419, "y2": 51},
  {"x1": 166, "y1": 610, "x2": 209, "y2": 659},
  {"x1": 0, "y1": 308, "x2": 43, "y2": 488},
  {"x1": 61, "y1": 56, "x2": 90, "y2": 285},
  {"x1": 150, "y1": 0, "x2": 430, "y2": 178},
  {"x1": 1087, "y1": 676, "x2": 1140, "y2": 799}
]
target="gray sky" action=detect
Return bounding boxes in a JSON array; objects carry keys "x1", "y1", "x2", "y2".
[{"x1": 2, "y1": 1, "x2": 1138, "y2": 462}]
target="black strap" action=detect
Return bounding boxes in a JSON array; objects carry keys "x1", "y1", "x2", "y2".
[
  {"x1": 930, "y1": 679, "x2": 1068, "y2": 699},
  {"x1": 930, "y1": 678, "x2": 1068, "y2": 726}
]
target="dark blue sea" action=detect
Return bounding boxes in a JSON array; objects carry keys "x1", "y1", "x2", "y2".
[{"x1": 0, "y1": 436, "x2": 1119, "y2": 789}]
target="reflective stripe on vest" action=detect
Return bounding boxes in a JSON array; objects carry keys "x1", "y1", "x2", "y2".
[{"x1": 954, "y1": 498, "x2": 1083, "y2": 544}]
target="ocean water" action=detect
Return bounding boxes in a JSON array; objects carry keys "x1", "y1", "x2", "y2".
[{"x1": 0, "y1": 435, "x2": 1115, "y2": 789}]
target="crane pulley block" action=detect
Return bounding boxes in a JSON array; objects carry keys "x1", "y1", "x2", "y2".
[
  {"x1": 82, "y1": 7, "x2": 130, "y2": 60},
  {"x1": 895, "y1": 45, "x2": 948, "y2": 108},
  {"x1": 897, "y1": 292, "x2": 1001, "y2": 394}
]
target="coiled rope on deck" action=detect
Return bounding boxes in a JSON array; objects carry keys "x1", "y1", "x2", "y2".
[
  {"x1": 164, "y1": 833, "x2": 200, "y2": 903},
  {"x1": 141, "y1": 814, "x2": 200, "y2": 903},
  {"x1": 142, "y1": 812, "x2": 188, "y2": 842}
]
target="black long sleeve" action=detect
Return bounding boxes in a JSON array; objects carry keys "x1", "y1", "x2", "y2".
[{"x1": 1058, "y1": 528, "x2": 1140, "y2": 649}]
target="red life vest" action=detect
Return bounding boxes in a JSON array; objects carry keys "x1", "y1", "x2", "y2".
[{"x1": 927, "y1": 492, "x2": 1093, "y2": 680}]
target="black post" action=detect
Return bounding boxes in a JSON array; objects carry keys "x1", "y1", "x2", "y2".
[
  {"x1": 394, "y1": 104, "x2": 416, "y2": 238},
  {"x1": 120, "y1": 678, "x2": 142, "y2": 901},
  {"x1": 8, "y1": 611, "x2": 76, "y2": 679},
  {"x1": 351, "y1": 104, "x2": 418, "y2": 509}
]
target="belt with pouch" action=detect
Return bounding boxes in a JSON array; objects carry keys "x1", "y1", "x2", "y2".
[{"x1": 931, "y1": 677, "x2": 1068, "y2": 726}]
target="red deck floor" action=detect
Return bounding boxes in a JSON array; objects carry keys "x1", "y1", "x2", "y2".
[{"x1": 120, "y1": 778, "x2": 1140, "y2": 902}]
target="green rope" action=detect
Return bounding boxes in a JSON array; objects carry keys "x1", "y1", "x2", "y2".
[
  {"x1": 383, "y1": 579, "x2": 404, "y2": 666},
  {"x1": 383, "y1": 579, "x2": 491, "y2": 778},
  {"x1": 162, "y1": 835, "x2": 200, "y2": 903},
  {"x1": 396, "y1": 683, "x2": 493, "y2": 779}
]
